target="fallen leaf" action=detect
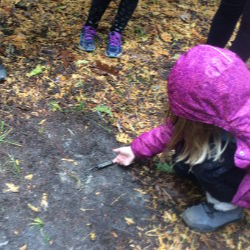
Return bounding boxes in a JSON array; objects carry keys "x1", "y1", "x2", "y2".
[
  {"x1": 38, "y1": 119, "x2": 46, "y2": 125},
  {"x1": 27, "y1": 203, "x2": 39, "y2": 212},
  {"x1": 160, "y1": 32, "x2": 172, "y2": 42},
  {"x1": 19, "y1": 245, "x2": 27, "y2": 250},
  {"x1": 4, "y1": 183, "x2": 19, "y2": 193},
  {"x1": 133, "y1": 188, "x2": 147, "y2": 195},
  {"x1": 76, "y1": 60, "x2": 89, "y2": 65},
  {"x1": 89, "y1": 232, "x2": 96, "y2": 241},
  {"x1": 24, "y1": 174, "x2": 33, "y2": 180},
  {"x1": 115, "y1": 133, "x2": 132, "y2": 144},
  {"x1": 61, "y1": 158, "x2": 78, "y2": 166},
  {"x1": 111, "y1": 231, "x2": 118, "y2": 238},
  {"x1": 124, "y1": 217, "x2": 135, "y2": 225}
]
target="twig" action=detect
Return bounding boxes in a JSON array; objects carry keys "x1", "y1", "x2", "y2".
[{"x1": 110, "y1": 193, "x2": 126, "y2": 205}]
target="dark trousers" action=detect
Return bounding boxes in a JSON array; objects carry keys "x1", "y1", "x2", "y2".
[
  {"x1": 173, "y1": 142, "x2": 246, "y2": 203},
  {"x1": 207, "y1": 0, "x2": 250, "y2": 61},
  {"x1": 85, "y1": 0, "x2": 139, "y2": 33}
]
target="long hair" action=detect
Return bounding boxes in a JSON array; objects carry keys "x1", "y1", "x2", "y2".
[{"x1": 167, "y1": 110, "x2": 229, "y2": 166}]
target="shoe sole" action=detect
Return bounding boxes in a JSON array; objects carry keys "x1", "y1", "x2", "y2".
[
  {"x1": 105, "y1": 51, "x2": 122, "y2": 58},
  {"x1": 182, "y1": 215, "x2": 245, "y2": 233},
  {"x1": 79, "y1": 44, "x2": 95, "y2": 52}
]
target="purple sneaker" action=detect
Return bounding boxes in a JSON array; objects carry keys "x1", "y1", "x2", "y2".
[
  {"x1": 79, "y1": 26, "x2": 96, "y2": 52},
  {"x1": 106, "y1": 31, "x2": 122, "y2": 58}
]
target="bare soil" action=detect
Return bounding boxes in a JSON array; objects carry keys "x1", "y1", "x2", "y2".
[{"x1": 0, "y1": 112, "x2": 158, "y2": 250}]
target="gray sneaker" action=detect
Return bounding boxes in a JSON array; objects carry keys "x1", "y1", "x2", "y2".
[
  {"x1": 182, "y1": 202, "x2": 244, "y2": 232},
  {"x1": 0, "y1": 64, "x2": 7, "y2": 81}
]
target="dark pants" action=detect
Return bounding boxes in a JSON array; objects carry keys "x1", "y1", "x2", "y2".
[
  {"x1": 173, "y1": 142, "x2": 246, "y2": 203},
  {"x1": 207, "y1": 0, "x2": 250, "y2": 61},
  {"x1": 85, "y1": 0, "x2": 139, "y2": 33}
]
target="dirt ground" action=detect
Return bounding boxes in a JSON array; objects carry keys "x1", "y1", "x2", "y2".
[{"x1": 0, "y1": 112, "x2": 160, "y2": 249}]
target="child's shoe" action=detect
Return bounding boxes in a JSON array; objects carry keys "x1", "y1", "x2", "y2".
[
  {"x1": 182, "y1": 202, "x2": 244, "y2": 232},
  {"x1": 105, "y1": 31, "x2": 122, "y2": 58},
  {"x1": 0, "y1": 64, "x2": 7, "y2": 81},
  {"x1": 79, "y1": 26, "x2": 96, "y2": 52}
]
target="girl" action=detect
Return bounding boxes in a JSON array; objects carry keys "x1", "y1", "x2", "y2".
[
  {"x1": 113, "y1": 45, "x2": 250, "y2": 232},
  {"x1": 79, "y1": 0, "x2": 139, "y2": 58}
]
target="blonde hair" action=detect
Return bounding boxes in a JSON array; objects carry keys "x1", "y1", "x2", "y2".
[{"x1": 167, "y1": 111, "x2": 229, "y2": 166}]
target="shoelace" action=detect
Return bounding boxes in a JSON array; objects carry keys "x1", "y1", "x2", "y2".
[
  {"x1": 83, "y1": 26, "x2": 96, "y2": 41},
  {"x1": 202, "y1": 202, "x2": 217, "y2": 218},
  {"x1": 109, "y1": 32, "x2": 121, "y2": 47}
]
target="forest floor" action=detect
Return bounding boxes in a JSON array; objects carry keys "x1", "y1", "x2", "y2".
[{"x1": 0, "y1": 0, "x2": 249, "y2": 249}]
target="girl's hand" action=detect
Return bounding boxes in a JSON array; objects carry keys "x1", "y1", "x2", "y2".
[{"x1": 112, "y1": 146, "x2": 135, "y2": 166}]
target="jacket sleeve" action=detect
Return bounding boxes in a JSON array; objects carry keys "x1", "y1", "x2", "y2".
[{"x1": 131, "y1": 119, "x2": 174, "y2": 159}]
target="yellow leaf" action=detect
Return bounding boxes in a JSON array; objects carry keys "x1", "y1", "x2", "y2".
[
  {"x1": 24, "y1": 174, "x2": 33, "y2": 180},
  {"x1": 19, "y1": 245, "x2": 27, "y2": 250},
  {"x1": 89, "y1": 232, "x2": 96, "y2": 241},
  {"x1": 61, "y1": 158, "x2": 78, "y2": 166},
  {"x1": 133, "y1": 188, "x2": 147, "y2": 195},
  {"x1": 115, "y1": 133, "x2": 132, "y2": 144},
  {"x1": 4, "y1": 183, "x2": 19, "y2": 193},
  {"x1": 111, "y1": 231, "x2": 118, "y2": 238},
  {"x1": 162, "y1": 211, "x2": 177, "y2": 223},
  {"x1": 124, "y1": 217, "x2": 135, "y2": 225},
  {"x1": 38, "y1": 119, "x2": 46, "y2": 125},
  {"x1": 27, "y1": 203, "x2": 39, "y2": 212},
  {"x1": 160, "y1": 32, "x2": 172, "y2": 42}
]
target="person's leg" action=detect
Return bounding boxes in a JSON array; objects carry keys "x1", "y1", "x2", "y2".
[
  {"x1": 230, "y1": 0, "x2": 250, "y2": 61},
  {"x1": 85, "y1": 0, "x2": 112, "y2": 29},
  {"x1": 110, "y1": 0, "x2": 139, "y2": 33},
  {"x1": 178, "y1": 142, "x2": 246, "y2": 232},
  {"x1": 173, "y1": 160, "x2": 198, "y2": 183},
  {"x1": 106, "y1": 0, "x2": 139, "y2": 57},
  {"x1": 207, "y1": 0, "x2": 246, "y2": 48},
  {"x1": 80, "y1": 0, "x2": 112, "y2": 52}
]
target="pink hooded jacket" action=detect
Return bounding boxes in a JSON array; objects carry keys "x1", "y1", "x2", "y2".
[{"x1": 131, "y1": 45, "x2": 250, "y2": 208}]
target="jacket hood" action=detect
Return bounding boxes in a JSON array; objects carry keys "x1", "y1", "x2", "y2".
[{"x1": 168, "y1": 45, "x2": 250, "y2": 169}]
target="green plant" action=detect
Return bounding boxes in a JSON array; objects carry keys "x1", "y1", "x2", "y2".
[
  {"x1": 0, "y1": 128, "x2": 21, "y2": 146},
  {"x1": 30, "y1": 217, "x2": 44, "y2": 229},
  {"x1": 8, "y1": 154, "x2": 21, "y2": 177},
  {"x1": 74, "y1": 102, "x2": 85, "y2": 111},
  {"x1": 0, "y1": 121, "x2": 6, "y2": 133},
  {"x1": 134, "y1": 26, "x2": 146, "y2": 37},
  {"x1": 156, "y1": 162, "x2": 174, "y2": 173},
  {"x1": 48, "y1": 101, "x2": 62, "y2": 112},
  {"x1": 30, "y1": 218, "x2": 51, "y2": 243},
  {"x1": 93, "y1": 104, "x2": 113, "y2": 118},
  {"x1": 27, "y1": 65, "x2": 46, "y2": 77}
]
